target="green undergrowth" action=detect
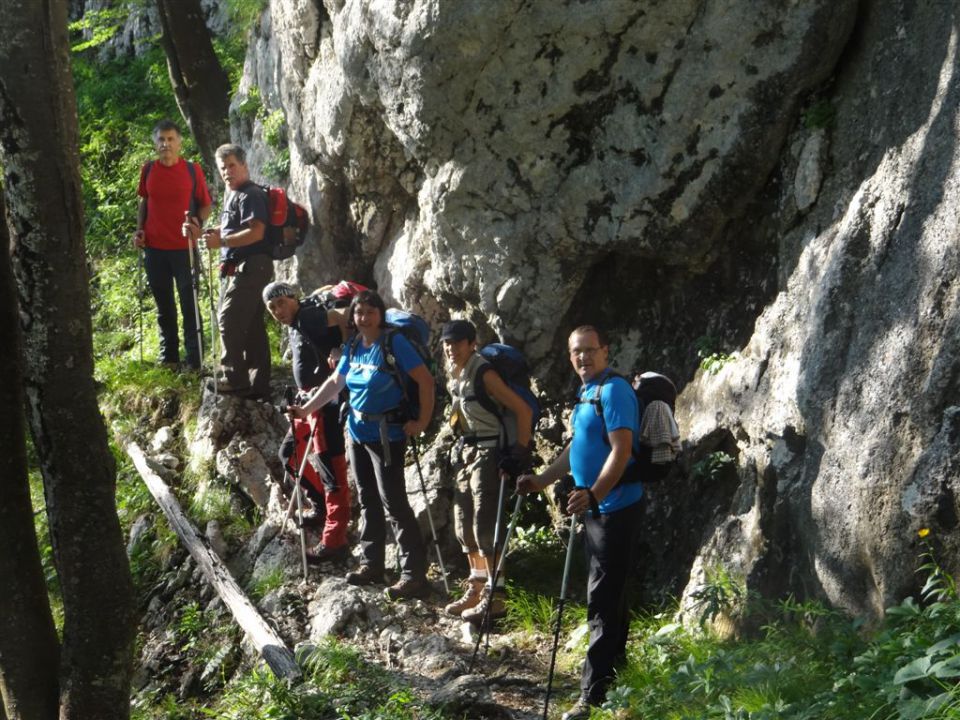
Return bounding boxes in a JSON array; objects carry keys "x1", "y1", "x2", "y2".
[
  {"x1": 209, "y1": 640, "x2": 451, "y2": 720},
  {"x1": 132, "y1": 639, "x2": 453, "y2": 720},
  {"x1": 584, "y1": 535, "x2": 960, "y2": 720}
]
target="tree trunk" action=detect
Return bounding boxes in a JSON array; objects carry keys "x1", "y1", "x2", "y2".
[
  {"x1": 0, "y1": 2, "x2": 136, "y2": 718},
  {"x1": 155, "y1": 0, "x2": 231, "y2": 173},
  {"x1": 0, "y1": 187, "x2": 61, "y2": 720}
]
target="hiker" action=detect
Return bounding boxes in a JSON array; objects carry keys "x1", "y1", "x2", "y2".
[
  {"x1": 263, "y1": 281, "x2": 352, "y2": 562},
  {"x1": 441, "y1": 319, "x2": 532, "y2": 623},
  {"x1": 290, "y1": 289, "x2": 434, "y2": 600},
  {"x1": 517, "y1": 325, "x2": 643, "y2": 720},
  {"x1": 201, "y1": 144, "x2": 273, "y2": 400},
  {"x1": 133, "y1": 119, "x2": 212, "y2": 370}
]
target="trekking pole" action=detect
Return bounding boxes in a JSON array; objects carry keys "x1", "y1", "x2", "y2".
[
  {"x1": 183, "y1": 218, "x2": 205, "y2": 367},
  {"x1": 207, "y1": 244, "x2": 219, "y2": 395},
  {"x1": 282, "y1": 390, "x2": 310, "y2": 581},
  {"x1": 469, "y1": 478, "x2": 524, "y2": 671},
  {"x1": 409, "y1": 438, "x2": 450, "y2": 594},
  {"x1": 291, "y1": 448, "x2": 310, "y2": 581},
  {"x1": 137, "y1": 246, "x2": 144, "y2": 363},
  {"x1": 543, "y1": 512, "x2": 579, "y2": 720}
]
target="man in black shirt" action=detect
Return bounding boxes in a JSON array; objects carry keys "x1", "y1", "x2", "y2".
[
  {"x1": 201, "y1": 144, "x2": 273, "y2": 399},
  {"x1": 264, "y1": 281, "x2": 352, "y2": 561}
]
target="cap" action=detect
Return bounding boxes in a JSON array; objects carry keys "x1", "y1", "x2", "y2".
[
  {"x1": 262, "y1": 281, "x2": 297, "y2": 305},
  {"x1": 440, "y1": 319, "x2": 476, "y2": 343}
]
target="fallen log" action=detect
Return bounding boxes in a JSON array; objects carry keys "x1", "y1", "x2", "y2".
[{"x1": 126, "y1": 441, "x2": 301, "y2": 681}]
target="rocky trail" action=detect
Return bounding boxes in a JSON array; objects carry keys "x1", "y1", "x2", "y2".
[{"x1": 128, "y1": 384, "x2": 583, "y2": 719}]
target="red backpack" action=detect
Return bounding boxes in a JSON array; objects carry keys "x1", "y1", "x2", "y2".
[
  {"x1": 262, "y1": 185, "x2": 309, "y2": 260},
  {"x1": 310, "y1": 280, "x2": 370, "y2": 309}
]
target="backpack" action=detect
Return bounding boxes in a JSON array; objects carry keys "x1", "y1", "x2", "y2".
[
  {"x1": 346, "y1": 307, "x2": 435, "y2": 421},
  {"x1": 309, "y1": 280, "x2": 370, "y2": 309},
  {"x1": 471, "y1": 343, "x2": 541, "y2": 448},
  {"x1": 580, "y1": 369, "x2": 679, "y2": 483},
  {"x1": 259, "y1": 185, "x2": 309, "y2": 260}
]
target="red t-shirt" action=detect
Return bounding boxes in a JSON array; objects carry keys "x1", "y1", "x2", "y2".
[{"x1": 137, "y1": 158, "x2": 213, "y2": 250}]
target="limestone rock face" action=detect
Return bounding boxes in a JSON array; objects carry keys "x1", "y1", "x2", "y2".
[
  {"x1": 236, "y1": 0, "x2": 855, "y2": 362},
  {"x1": 233, "y1": 0, "x2": 960, "y2": 620},
  {"x1": 675, "y1": 1, "x2": 960, "y2": 619}
]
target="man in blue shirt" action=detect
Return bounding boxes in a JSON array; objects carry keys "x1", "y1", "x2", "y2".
[{"x1": 518, "y1": 325, "x2": 643, "y2": 719}]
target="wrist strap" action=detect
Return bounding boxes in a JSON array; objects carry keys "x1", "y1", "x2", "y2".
[{"x1": 586, "y1": 488, "x2": 601, "y2": 519}]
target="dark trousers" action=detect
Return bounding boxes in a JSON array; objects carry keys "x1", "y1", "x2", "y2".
[
  {"x1": 218, "y1": 254, "x2": 272, "y2": 395},
  {"x1": 581, "y1": 500, "x2": 642, "y2": 704},
  {"x1": 349, "y1": 438, "x2": 427, "y2": 581},
  {"x1": 144, "y1": 247, "x2": 201, "y2": 366}
]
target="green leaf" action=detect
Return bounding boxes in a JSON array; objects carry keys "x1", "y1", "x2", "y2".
[
  {"x1": 926, "y1": 632, "x2": 960, "y2": 655},
  {"x1": 893, "y1": 656, "x2": 932, "y2": 684},
  {"x1": 929, "y1": 654, "x2": 960, "y2": 679}
]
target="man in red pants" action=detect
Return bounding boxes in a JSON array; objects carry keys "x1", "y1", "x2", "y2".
[{"x1": 264, "y1": 281, "x2": 352, "y2": 561}]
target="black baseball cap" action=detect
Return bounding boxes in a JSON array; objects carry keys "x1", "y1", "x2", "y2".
[{"x1": 440, "y1": 319, "x2": 476, "y2": 342}]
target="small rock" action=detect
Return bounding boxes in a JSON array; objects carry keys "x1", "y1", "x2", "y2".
[{"x1": 151, "y1": 425, "x2": 175, "y2": 452}]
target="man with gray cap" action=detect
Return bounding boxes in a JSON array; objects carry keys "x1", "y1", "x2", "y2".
[
  {"x1": 441, "y1": 319, "x2": 533, "y2": 623},
  {"x1": 264, "y1": 281, "x2": 353, "y2": 562}
]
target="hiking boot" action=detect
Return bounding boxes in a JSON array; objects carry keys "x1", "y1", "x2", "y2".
[
  {"x1": 305, "y1": 542, "x2": 348, "y2": 564},
  {"x1": 460, "y1": 585, "x2": 507, "y2": 625},
  {"x1": 561, "y1": 697, "x2": 593, "y2": 720},
  {"x1": 345, "y1": 565, "x2": 384, "y2": 586},
  {"x1": 443, "y1": 577, "x2": 486, "y2": 617},
  {"x1": 384, "y1": 577, "x2": 430, "y2": 601}
]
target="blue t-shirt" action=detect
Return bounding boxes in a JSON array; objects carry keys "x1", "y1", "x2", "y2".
[
  {"x1": 570, "y1": 370, "x2": 643, "y2": 513},
  {"x1": 336, "y1": 331, "x2": 424, "y2": 443}
]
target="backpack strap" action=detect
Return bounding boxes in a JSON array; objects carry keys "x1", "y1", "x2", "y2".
[
  {"x1": 186, "y1": 161, "x2": 198, "y2": 216},
  {"x1": 467, "y1": 359, "x2": 500, "y2": 417},
  {"x1": 469, "y1": 361, "x2": 512, "y2": 446},
  {"x1": 144, "y1": 160, "x2": 199, "y2": 216}
]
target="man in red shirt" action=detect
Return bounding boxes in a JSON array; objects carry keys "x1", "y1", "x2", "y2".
[{"x1": 134, "y1": 119, "x2": 213, "y2": 370}]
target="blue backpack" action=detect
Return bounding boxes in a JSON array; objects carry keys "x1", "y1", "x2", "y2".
[{"x1": 472, "y1": 343, "x2": 541, "y2": 448}]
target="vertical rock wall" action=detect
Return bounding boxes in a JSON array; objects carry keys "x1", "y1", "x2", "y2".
[{"x1": 232, "y1": 0, "x2": 960, "y2": 620}]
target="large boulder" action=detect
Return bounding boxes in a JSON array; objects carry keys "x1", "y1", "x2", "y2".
[{"x1": 229, "y1": 0, "x2": 960, "y2": 622}]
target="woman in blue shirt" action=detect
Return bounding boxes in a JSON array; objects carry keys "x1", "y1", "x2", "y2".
[{"x1": 292, "y1": 290, "x2": 434, "y2": 600}]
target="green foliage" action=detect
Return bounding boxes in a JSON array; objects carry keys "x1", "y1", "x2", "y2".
[
  {"x1": 205, "y1": 640, "x2": 450, "y2": 719},
  {"x1": 505, "y1": 582, "x2": 566, "y2": 634},
  {"x1": 262, "y1": 109, "x2": 287, "y2": 149},
  {"x1": 688, "y1": 564, "x2": 747, "y2": 628},
  {"x1": 73, "y1": 47, "x2": 186, "y2": 260},
  {"x1": 691, "y1": 451, "x2": 735, "y2": 482},
  {"x1": 234, "y1": 87, "x2": 263, "y2": 120},
  {"x1": 248, "y1": 568, "x2": 287, "y2": 602},
  {"x1": 263, "y1": 148, "x2": 291, "y2": 182},
  {"x1": 592, "y1": 543, "x2": 960, "y2": 720},
  {"x1": 512, "y1": 522, "x2": 563, "y2": 552},
  {"x1": 223, "y1": 0, "x2": 268, "y2": 33},
  {"x1": 802, "y1": 98, "x2": 836, "y2": 130},
  {"x1": 176, "y1": 601, "x2": 208, "y2": 649},
  {"x1": 68, "y1": 7, "x2": 128, "y2": 52},
  {"x1": 696, "y1": 336, "x2": 733, "y2": 375}
]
